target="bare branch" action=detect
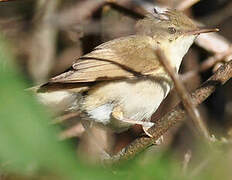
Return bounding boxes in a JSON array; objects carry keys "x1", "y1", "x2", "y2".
[
  {"x1": 190, "y1": 157, "x2": 211, "y2": 177},
  {"x1": 200, "y1": 45, "x2": 232, "y2": 72},
  {"x1": 0, "y1": 0, "x2": 17, "y2": 2},
  {"x1": 182, "y1": 150, "x2": 192, "y2": 174},
  {"x1": 53, "y1": 111, "x2": 81, "y2": 124},
  {"x1": 181, "y1": 45, "x2": 232, "y2": 82},
  {"x1": 52, "y1": 0, "x2": 105, "y2": 29},
  {"x1": 28, "y1": 0, "x2": 59, "y2": 83},
  {"x1": 200, "y1": 1, "x2": 232, "y2": 26},
  {"x1": 59, "y1": 123, "x2": 85, "y2": 140},
  {"x1": 195, "y1": 32, "x2": 230, "y2": 54},
  {"x1": 156, "y1": 49, "x2": 210, "y2": 139},
  {"x1": 175, "y1": 0, "x2": 201, "y2": 11}
]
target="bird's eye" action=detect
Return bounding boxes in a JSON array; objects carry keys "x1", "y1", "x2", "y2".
[{"x1": 168, "y1": 27, "x2": 176, "y2": 34}]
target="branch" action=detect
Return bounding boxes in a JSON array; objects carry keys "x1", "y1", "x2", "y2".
[
  {"x1": 109, "y1": 60, "x2": 232, "y2": 163},
  {"x1": 200, "y1": 45, "x2": 232, "y2": 72},
  {"x1": 156, "y1": 49, "x2": 210, "y2": 139},
  {"x1": 0, "y1": 0, "x2": 17, "y2": 1},
  {"x1": 52, "y1": 0, "x2": 105, "y2": 29},
  {"x1": 175, "y1": 0, "x2": 201, "y2": 11},
  {"x1": 28, "y1": 0, "x2": 59, "y2": 83},
  {"x1": 181, "y1": 45, "x2": 232, "y2": 82},
  {"x1": 195, "y1": 32, "x2": 230, "y2": 54},
  {"x1": 200, "y1": 1, "x2": 232, "y2": 26}
]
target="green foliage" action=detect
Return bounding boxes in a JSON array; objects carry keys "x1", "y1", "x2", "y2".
[{"x1": 0, "y1": 34, "x2": 109, "y2": 179}]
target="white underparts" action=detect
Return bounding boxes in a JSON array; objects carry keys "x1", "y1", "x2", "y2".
[
  {"x1": 83, "y1": 78, "x2": 171, "y2": 129},
  {"x1": 88, "y1": 104, "x2": 114, "y2": 124}
]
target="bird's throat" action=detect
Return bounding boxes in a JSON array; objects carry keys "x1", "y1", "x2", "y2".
[{"x1": 162, "y1": 35, "x2": 196, "y2": 72}]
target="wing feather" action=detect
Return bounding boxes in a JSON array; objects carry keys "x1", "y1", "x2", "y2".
[{"x1": 50, "y1": 35, "x2": 161, "y2": 83}]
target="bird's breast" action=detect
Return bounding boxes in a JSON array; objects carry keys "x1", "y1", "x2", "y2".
[{"x1": 82, "y1": 75, "x2": 172, "y2": 128}]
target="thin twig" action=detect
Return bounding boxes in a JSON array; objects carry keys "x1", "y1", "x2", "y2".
[
  {"x1": 59, "y1": 123, "x2": 85, "y2": 140},
  {"x1": 195, "y1": 32, "x2": 230, "y2": 54},
  {"x1": 175, "y1": 0, "x2": 201, "y2": 11},
  {"x1": 53, "y1": 111, "x2": 81, "y2": 124},
  {"x1": 28, "y1": 0, "x2": 59, "y2": 83},
  {"x1": 181, "y1": 45, "x2": 232, "y2": 82},
  {"x1": 200, "y1": 45, "x2": 232, "y2": 72},
  {"x1": 81, "y1": 121, "x2": 111, "y2": 159},
  {"x1": 52, "y1": 0, "x2": 143, "y2": 31},
  {"x1": 52, "y1": 0, "x2": 105, "y2": 28},
  {"x1": 0, "y1": 0, "x2": 17, "y2": 1},
  {"x1": 107, "y1": 60, "x2": 232, "y2": 163},
  {"x1": 156, "y1": 49, "x2": 210, "y2": 140},
  {"x1": 182, "y1": 150, "x2": 192, "y2": 175},
  {"x1": 200, "y1": 1, "x2": 232, "y2": 26},
  {"x1": 189, "y1": 157, "x2": 211, "y2": 177}
]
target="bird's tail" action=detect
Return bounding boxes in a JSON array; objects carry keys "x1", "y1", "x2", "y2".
[{"x1": 27, "y1": 83, "x2": 85, "y2": 113}]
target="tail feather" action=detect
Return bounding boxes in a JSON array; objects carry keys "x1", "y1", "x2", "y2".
[
  {"x1": 37, "y1": 82, "x2": 91, "y2": 93},
  {"x1": 37, "y1": 90, "x2": 81, "y2": 113},
  {"x1": 27, "y1": 82, "x2": 90, "y2": 113}
]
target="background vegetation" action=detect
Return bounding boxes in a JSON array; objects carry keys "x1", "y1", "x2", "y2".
[{"x1": 0, "y1": 0, "x2": 232, "y2": 179}]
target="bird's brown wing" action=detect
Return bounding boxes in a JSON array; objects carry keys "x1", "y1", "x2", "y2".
[{"x1": 50, "y1": 35, "x2": 161, "y2": 83}]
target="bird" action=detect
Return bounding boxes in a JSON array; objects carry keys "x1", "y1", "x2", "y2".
[{"x1": 36, "y1": 8, "x2": 218, "y2": 136}]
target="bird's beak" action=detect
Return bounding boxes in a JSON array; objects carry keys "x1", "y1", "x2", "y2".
[{"x1": 186, "y1": 28, "x2": 219, "y2": 35}]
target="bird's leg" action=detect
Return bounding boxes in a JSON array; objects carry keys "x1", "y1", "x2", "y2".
[
  {"x1": 141, "y1": 118, "x2": 164, "y2": 144},
  {"x1": 111, "y1": 106, "x2": 155, "y2": 137},
  {"x1": 141, "y1": 123, "x2": 155, "y2": 138},
  {"x1": 140, "y1": 119, "x2": 164, "y2": 144}
]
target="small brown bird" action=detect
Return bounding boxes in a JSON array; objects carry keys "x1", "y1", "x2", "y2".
[{"x1": 36, "y1": 8, "x2": 218, "y2": 135}]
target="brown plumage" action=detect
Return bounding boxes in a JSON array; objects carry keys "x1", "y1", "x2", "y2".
[
  {"x1": 39, "y1": 9, "x2": 197, "y2": 92},
  {"x1": 36, "y1": 9, "x2": 218, "y2": 134}
]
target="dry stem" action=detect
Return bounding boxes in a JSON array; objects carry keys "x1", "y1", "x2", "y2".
[
  {"x1": 156, "y1": 49, "x2": 210, "y2": 139},
  {"x1": 53, "y1": 0, "x2": 105, "y2": 28},
  {"x1": 28, "y1": 0, "x2": 59, "y2": 83},
  {"x1": 200, "y1": 45, "x2": 232, "y2": 72},
  {"x1": 175, "y1": 0, "x2": 201, "y2": 11},
  {"x1": 182, "y1": 150, "x2": 192, "y2": 174}
]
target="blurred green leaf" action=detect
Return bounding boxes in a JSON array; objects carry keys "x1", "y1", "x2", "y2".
[{"x1": 0, "y1": 34, "x2": 114, "y2": 179}]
